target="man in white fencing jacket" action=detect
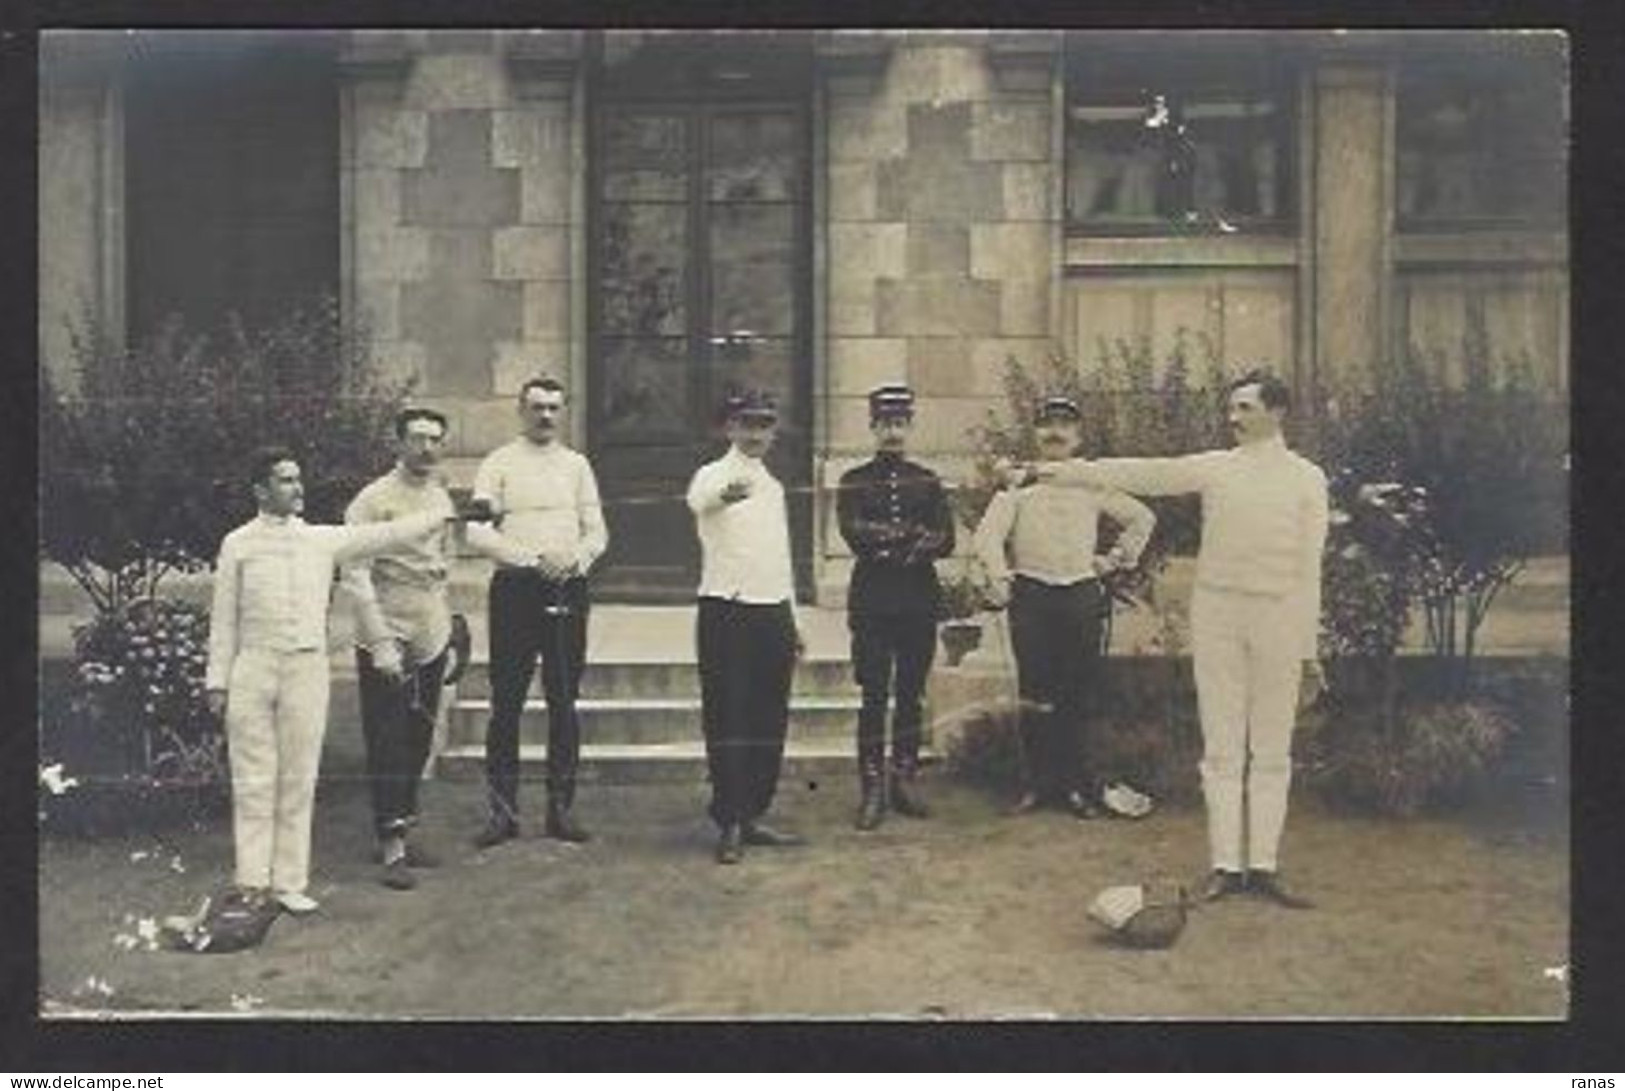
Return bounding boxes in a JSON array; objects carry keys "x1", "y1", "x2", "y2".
[
  {"x1": 836, "y1": 383, "x2": 954, "y2": 830},
  {"x1": 687, "y1": 390, "x2": 806, "y2": 865},
  {"x1": 1027, "y1": 371, "x2": 1329, "y2": 907},
  {"x1": 206, "y1": 446, "x2": 449, "y2": 914}
]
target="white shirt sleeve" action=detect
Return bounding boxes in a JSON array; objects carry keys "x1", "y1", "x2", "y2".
[
  {"x1": 686, "y1": 461, "x2": 729, "y2": 515},
  {"x1": 324, "y1": 511, "x2": 443, "y2": 565},
  {"x1": 464, "y1": 449, "x2": 538, "y2": 567},
  {"x1": 338, "y1": 489, "x2": 394, "y2": 651},
  {"x1": 1097, "y1": 489, "x2": 1157, "y2": 565},
  {"x1": 1051, "y1": 452, "x2": 1225, "y2": 497},
  {"x1": 205, "y1": 533, "x2": 242, "y2": 692},
  {"x1": 1290, "y1": 466, "x2": 1331, "y2": 659},
  {"x1": 575, "y1": 455, "x2": 609, "y2": 572},
  {"x1": 972, "y1": 491, "x2": 1018, "y2": 585}
]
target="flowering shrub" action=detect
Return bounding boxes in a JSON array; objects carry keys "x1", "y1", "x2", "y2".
[{"x1": 71, "y1": 598, "x2": 221, "y2": 784}]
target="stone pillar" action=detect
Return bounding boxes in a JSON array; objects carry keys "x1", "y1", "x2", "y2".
[
  {"x1": 1305, "y1": 62, "x2": 1393, "y2": 393},
  {"x1": 338, "y1": 30, "x2": 584, "y2": 471},
  {"x1": 39, "y1": 33, "x2": 126, "y2": 392},
  {"x1": 816, "y1": 31, "x2": 1062, "y2": 604}
]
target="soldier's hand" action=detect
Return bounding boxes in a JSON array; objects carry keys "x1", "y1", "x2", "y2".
[
  {"x1": 206, "y1": 689, "x2": 228, "y2": 721},
  {"x1": 793, "y1": 627, "x2": 806, "y2": 661},
  {"x1": 721, "y1": 479, "x2": 753, "y2": 505}
]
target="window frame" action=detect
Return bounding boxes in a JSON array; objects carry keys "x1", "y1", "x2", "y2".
[{"x1": 1062, "y1": 35, "x2": 1301, "y2": 239}]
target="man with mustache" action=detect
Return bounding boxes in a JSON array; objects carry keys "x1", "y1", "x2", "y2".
[
  {"x1": 206, "y1": 446, "x2": 453, "y2": 914},
  {"x1": 1020, "y1": 371, "x2": 1329, "y2": 908},
  {"x1": 836, "y1": 383, "x2": 955, "y2": 830},
  {"x1": 341, "y1": 407, "x2": 476, "y2": 890},
  {"x1": 687, "y1": 390, "x2": 806, "y2": 864},
  {"x1": 465, "y1": 376, "x2": 608, "y2": 849},
  {"x1": 974, "y1": 395, "x2": 1155, "y2": 820}
]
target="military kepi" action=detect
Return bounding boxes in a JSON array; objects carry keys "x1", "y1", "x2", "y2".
[
  {"x1": 1036, "y1": 394, "x2": 1082, "y2": 422},
  {"x1": 868, "y1": 382, "x2": 915, "y2": 421},
  {"x1": 723, "y1": 388, "x2": 779, "y2": 422}
]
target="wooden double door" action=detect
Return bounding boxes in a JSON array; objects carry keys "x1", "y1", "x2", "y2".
[{"x1": 588, "y1": 99, "x2": 812, "y2": 600}]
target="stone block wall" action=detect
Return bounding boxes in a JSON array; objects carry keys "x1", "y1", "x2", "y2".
[
  {"x1": 818, "y1": 34, "x2": 1062, "y2": 603},
  {"x1": 341, "y1": 31, "x2": 582, "y2": 468},
  {"x1": 39, "y1": 45, "x2": 123, "y2": 394}
]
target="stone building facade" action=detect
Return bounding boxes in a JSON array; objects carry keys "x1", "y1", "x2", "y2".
[{"x1": 39, "y1": 29, "x2": 1568, "y2": 604}]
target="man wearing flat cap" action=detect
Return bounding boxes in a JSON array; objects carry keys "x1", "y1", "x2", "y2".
[
  {"x1": 973, "y1": 395, "x2": 1155, "y2": 820},
  {"x1": 836, "y1": 383, "x2": 955, "y2": 830},
  {"x1": 686, "y1": 390, "x2": 807, "y2": 864}
]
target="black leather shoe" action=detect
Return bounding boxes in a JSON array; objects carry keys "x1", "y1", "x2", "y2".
[
  {"x1": 1063, "y1": 789, "x2": 1105, "y2": 820},
  {"x1": 1248, "y1": 870, "x2": 1315, "y2": 909},
  {"x1": 545, "y1": 806, "x2": 592, "y2": 844},
  {"x1": 472, "y1": 819, "x2": 519, "y2": 850},
  {"x1": 380, "y1": 856, "x2": 417, "y2": 891},
  {"x1": 741, "y1": 822, "x2": 805, "y2": 847},
  {"x1": 889, "y1": 777, "x2": 931, "y2": 819},
  {"x1": 376, "y1": 838, "x2": 443, "y2": 868},
  {"x1": 715, "y1": 824, "x2": 743, "y2": 865},
  {"x1": 1199, "y1": 869, "x2": 1246, "y2": 903}
]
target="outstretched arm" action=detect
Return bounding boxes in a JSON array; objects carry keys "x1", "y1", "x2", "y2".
[{"x1": 1038, "y1": 452, "x2": 1224, "y2": 497}]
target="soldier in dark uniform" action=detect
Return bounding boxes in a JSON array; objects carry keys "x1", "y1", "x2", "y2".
[{"x1": 836, "y1": 384, "x2": 955, "y2": 830}]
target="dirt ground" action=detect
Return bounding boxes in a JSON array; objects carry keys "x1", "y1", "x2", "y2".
[{"x1": 37, "y1": 771, "x2": 1568, "y2": 1021}]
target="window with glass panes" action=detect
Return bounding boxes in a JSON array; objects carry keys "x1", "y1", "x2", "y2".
[
  {"x1": 1395, "y1": 39, "x2": 1566, "y2": 230},
  {"x1": 1064, "y1": 38, "x2": 1297, "y2": 235}
]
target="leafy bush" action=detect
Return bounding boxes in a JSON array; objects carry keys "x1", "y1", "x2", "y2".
[
  {"x1": 40, "y1": 298, "x2": 413, "y2": 612},
  {"x1": 958, "y1": 332, "x2": 1233, "y2": 561},
  {"x1": 1313, "y1": 338, "x2": 1567, "y2": 685},
  {"x1": 41, "y1": 598, "x2": 227, "y2": 833},
  {"x1": 1303, "y1": 698, "x2": 1518, "y2": 817},
  {"x1": 943, "y1": 660, "x2": 1205, "y2": 806}
]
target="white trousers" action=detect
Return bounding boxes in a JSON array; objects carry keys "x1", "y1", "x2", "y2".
[
  {"x1": 1190, "y1": 587, "x2": 1304, "y2": 872},
  {"x1": 224, "y1": 648, "x2": 331, "y2": 894}
]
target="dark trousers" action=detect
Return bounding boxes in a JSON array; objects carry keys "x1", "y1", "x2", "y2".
[
  {"x1": 486, "y1": 569, "x2": 589, "y2": 820},
  {"x1": 356, "y1": 645, "x2": 448, "y2": 840},
  {"x1": 1008, "y1": 575, "x2": 1107, "y2": 801},
  {"x1": 696, "y1": 598, "x2": 797, "y2": 829},
  {"x1": 849, "y1": 610, "x2": 937, "y2": 774}
]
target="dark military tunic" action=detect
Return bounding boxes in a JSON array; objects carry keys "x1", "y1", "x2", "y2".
[{"x1": 836, "y1": 453, "x2": 955, "y2": 772}]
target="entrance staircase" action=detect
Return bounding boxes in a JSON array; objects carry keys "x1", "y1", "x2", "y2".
[{"x1": 433, "y1": 586, "x2": 875, "y2": 784}]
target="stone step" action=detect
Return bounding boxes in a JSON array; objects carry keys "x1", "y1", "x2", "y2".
[
  {"x1": 451, "y1": 657, "x2": 859, "y2": 701},
  {"x1": 434, "y1": 740, "x2": 916, "y2": 785},
  {"x1": 444, "y1": 693, "x2": 867, "y2": 749}
]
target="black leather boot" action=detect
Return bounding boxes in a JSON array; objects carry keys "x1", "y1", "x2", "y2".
[{"x1": 856, "y1": 767, "x2": 885, "y2": 831}]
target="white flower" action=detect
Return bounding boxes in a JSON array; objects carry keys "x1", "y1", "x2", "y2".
[
  {"x1": 230, "y1": 993, "x2": 265, "y2": 1012},
  {"x1": 40, "y1": 763, "x2": 80, "y2": 796}
]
